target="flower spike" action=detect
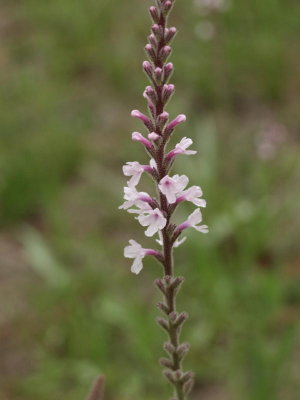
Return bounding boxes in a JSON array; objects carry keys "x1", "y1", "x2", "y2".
[{"x1": 120, "y1": 0, "x2": 208, "y2": 398}]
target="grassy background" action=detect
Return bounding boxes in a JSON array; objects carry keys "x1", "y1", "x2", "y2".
[{"x1": 0, "y1": 0, "x2": 300, "y2": 399}]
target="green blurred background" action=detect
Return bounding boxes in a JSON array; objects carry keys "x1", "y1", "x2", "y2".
[{"x1": 0, "y1": 0, "x2": 300, "y2": 399}]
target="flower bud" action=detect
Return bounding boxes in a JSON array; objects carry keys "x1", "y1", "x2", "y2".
[
  {"x1": 157, "y1": 302, "x2": 170, "y2": 314},
  {"x1": 169, "y1": 311, "x2": 178, "y2": 322},
  {"x1": 163, "y1": 62, "x2": 174, "y2": 82},
  {"x1": 159, "y1": 357, "x2": 174, "y2": 368},
  {"x1": 180, "y1": 371, "x2": 194, "y2": 384},
  {"x1": 174, "y1": 370, "x2": 183, "y2": 381},
  {"x1": 169, "y1": 276, "x2": 184, "y2": 290},
  {"x1": 132, "y1": 132, "x2": 152, "y2": 149},
  {"x1": 159, "y1": 45, "x2": 172, "y2": 63},
  {"x1": 165, "y1": 27, "x2": 177, "y2": 43},
  {"x1": 163, "y1": 341, "x2": 176, "y2": 354},
  {"x1": 162, "y1": 0, "x2": 173, "y2": 15},
  {"x1": 163, "y1": 369, "x2": 176, "y2": 384},
  {"x1": 176, "y1": 342, "x2": 191, "y2": 359},
  {"x1": 157, "y1": 111, "x2": 169, "y2": 130},
  {"x1": 145, "y1": 43, "x2": 157, "y2": 63},
  {"x1": 148, "y1": 132, "x2": 160, "y2": 141},
  {"x1": 149, "y1": 6, "x2": 160, "y2": 24},
  {"x1": 174, "y1": 312, "x2": 189, "y2": 327},
  {"x1": 157, "y1": 317, "x2": 170, "y2": 332},
  {"x1": 162, "y1": 83, "x2": 175, "y2": 104},
  {"x1": 148, "y1": 33, "x2": 158, "y2": 48},
  {"x1": 154, "y1": 67, "x2": 162, "y2": 83},
  {"x1": 143, "y1": 60, "x2": 154, "y2": 81},
  {"x1": 143, "y1": 85, "x2": 157, "y2": 104},
  {"x1": 151, "y1": 23, "x2": 163, "y2": 40},
  {"x1": 131, "y1": 109, "x2": 154, "y2": 131},
  {"x1": 165, "y1": 114, "x2": 186, "y2": 135},
  {"x1": 154, "y1": 278, "x2": 166, "y2": 294}
]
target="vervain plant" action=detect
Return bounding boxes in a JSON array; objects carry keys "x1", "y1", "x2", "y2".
[{"x1": 120, "y1": 1, "x2": 208, "y2": 399}]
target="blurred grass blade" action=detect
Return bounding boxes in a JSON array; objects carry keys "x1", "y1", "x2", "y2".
[
  {"x1": 85, "y1": 376, "x2": 105, "y2": 400},
  {"x1": 22, "y1": 226, "x2": 70, "y2": 287}
]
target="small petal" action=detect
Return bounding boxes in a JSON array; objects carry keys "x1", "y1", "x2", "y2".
[
  {"x1": 131, "y1": 257, "x2": 144, "y2": 274},
  {"x1": 177, "y1": 208, "x2": 208, "y2": 234},
  {"x1": 176, "y1": 185, "x2": 206, "y2": 207}
]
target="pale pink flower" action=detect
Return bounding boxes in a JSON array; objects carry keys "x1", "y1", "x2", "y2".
[
  {"x1": 158, "y1": 174, "x2": 189, "y2": 204},
  {"x1": 167, "y1": 137, "x2": 197, "y2": 159},
  {"x1": 119, "y1": 186, "x2": 152, "y2": 210},
  {"x1": 123, "y1": 161, "x2": 152, "y2": 187},
  {"x1": 177, "y1": 208, "x2": 209, "y2": 233},
  {"x1": 138, "y1": 208, "x2": 167, "y2": 237},
  {"x1": 176, "y1": 186, "x2": 206, "y2": 207},
  {"x1": 124, "y1": 240, "x2": 159, "y2": 274}
]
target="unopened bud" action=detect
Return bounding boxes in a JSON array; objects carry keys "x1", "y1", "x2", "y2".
[
  {"x1": 157, "y1": 317, "x2": 170, "y2": 332},
  {"x1": 149, "y1": 6, "x2": 160, "y2": 24},
  {"x1": 165, "y1": 27, "x2": 177, "y2": 43},
  {"x1": 163, "y1": 62, "x2": 174, "y2": 82},
  {"x1": 169, "y1": 276, "x2": 184, "y2": 291},
  {"x1": 162, "y1": 0, "x2": 173, "y2": 15},
  {"x1": 143, "y1": 60, "x2": 154, "y2": 81},
  {"x1": 154, "y1": 278, "x2": 166, "y2": 294},
  {"x1": 148, "y1": 132, "x2": 160, "y2": 141},
  {"x1": 159, "y1": 45, "x2": 172, "y2": 63},
  {"x1": 159, "y1": 357, "x2": 174, "y2": 368},
  {"x1": 174, "y1": 370, "x2": 183, "y2": 381},
  {"x1": 174, "y1": 312, "x2": 189, "y2": 327},
  {"x1": 165, "y1": 114, "x2": 186, "y2": 134},
  {"x1": 157, "y1": 302, "x2": 170, "y2": 314},
  {"x1": 132, "y1": 132, "x2": 152, "y2": 149},
  {"x1": 164, "y1": 341, "x2": 176, "y2": 354},
  {"x1": 162, "y1": 84, "x2": 175, "y2": 104},
  {"x1": 154, "y1": 67, "x2": 162, "y2": 83},
  {"x1": 163, "y1": 369, "x2": 176, "y2": 383},
  {"x1": 180, "y1": 371, "x2": 194, "y2": 384},
  {"x1": 152, "y1": 23, "x2": 163, "y2": 39},
  {"x1": 145, "y1": 43, "x2": 157, "y2": 63},
  {"x1": 169, "y1": 311, "x2": 178, "y2": 322},
  {"x1": 176, "y1": 342, "x2": 190, "y2": 359},
  {"x1": 157, "y1": 111, "x2": 169, "y2": 130},
  {"x1": 131, "y1": 109, "x2": 154, "y2": 131},
  {"x1": 143, "y1": 85, "x2": 157, "y2": 104},
  {"x1": 148, "y1": 33, "x2": 158, "y2": 48}
]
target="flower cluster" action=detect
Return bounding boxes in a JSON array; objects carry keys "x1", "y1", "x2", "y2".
[
  {"x1": 120, "y1": 1, "x2": 208, "y2": 398},
  {"x1": 120, "y1": 19, "x2": 208, "y2": 272}
]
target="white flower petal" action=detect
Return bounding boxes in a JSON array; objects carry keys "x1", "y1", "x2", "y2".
[
  {"x1": 194, "y1": 225, "x2": 209, "y2": 233},
  {"x1": 131, "y1": 257, "x2": 144, "y2": 274}
]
